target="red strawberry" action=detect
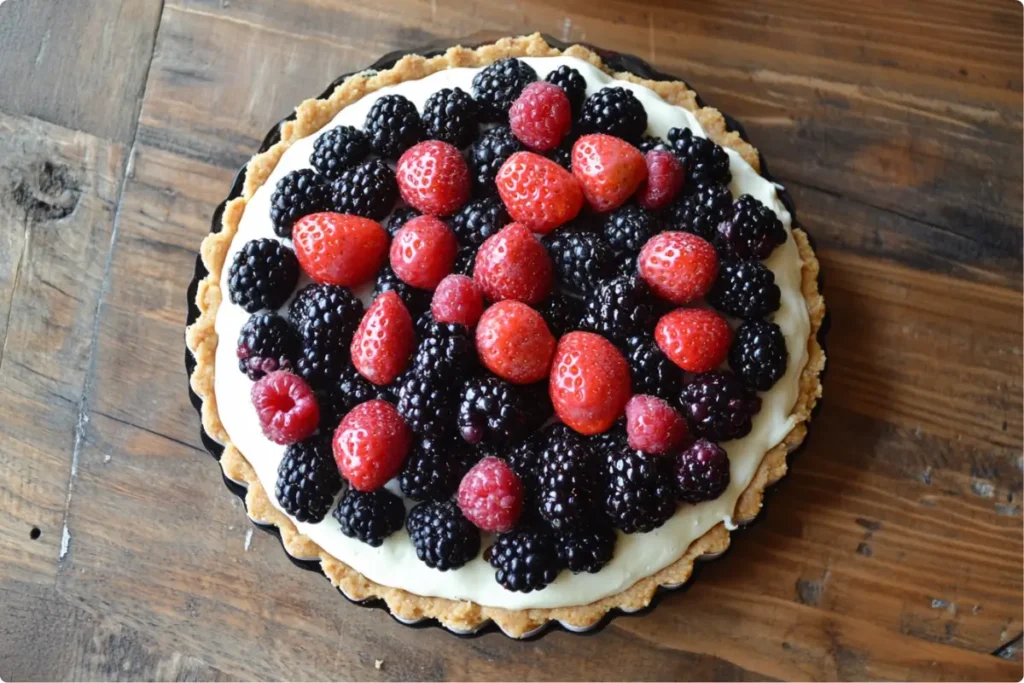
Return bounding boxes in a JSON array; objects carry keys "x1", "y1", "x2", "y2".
[
  {"x1": 571, "y1": 134, "x2": 647, "y2": 212},
  {"x1": 495, "y1": 151, "x2": 583, "y2": 234},
  {"x1": 333, "y1": 400, "x2": 411, "y2": 491},
  {"x1": 625, "y1": 394, "x2": 689, "y2": 455},
  {"x1": 636, "y1": 149, "x2": 684, "y2": 210},
  {"x1": 473, "y1": 223, "x2": 553, "y2": 304},
  {"x1": 250, "y1": 371, "x2": 320, "y2": 445},
  {"x1": 396, "y1": 140, "x2": 471, "y2": 216},
  {"x1": 655, "y1": 307, "x2": 732, "y2": 373},
  {"x1": 475, "y1": 300, "x2": 556, "y2": 384},
  {"x1": 350, "y1": 291, "x2": 414, "y2": 385},
  {"x1": 639, "y1": 231, "x2": 719, "y2": 305},
  {"x1": 549, "y1": 331, "x2": 632, "y2": 435},
  {"x1": 509, "y1": 82, "x2": 573, "y2": 152},
  {"x1": 431, "y1": 274, "x2": 484, "y2": 328},
  {"x1": 390, "y1": 215, "x2": 457, "y2": 289},
  {"x1": 457, "y1": 456, "x2": 523, "y2": 532},
  {"x1": 292, "y1": 212, "x2": 388, "y2": 287}
]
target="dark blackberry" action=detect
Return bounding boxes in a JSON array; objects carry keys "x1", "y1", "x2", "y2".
[
  {"x1": 374, "y1": 264, "x2": 432, "y2": 316},
  {"x1": 333, "y1": 488, "x2": 405, "y2": 547},
  {"x1": 275, "y1": 436, "x2": 342, "y2": 523},
  {"x1": 544, "y1": 228, "x2": 616, "y2": 294},
  {"x1": 625, "y1": 333, "x2": 684, "y2": 405},
  {"x1": 729, "y1": 320, "x2": 788, "y2": 391},
  {"x1": 504, "y1": 435, "x2": 543, "y2": 493},
  {"x1": 675, "y1": 439, "x2": 731, "y2": 504},
  {"x1": 310, "y1": 125, "x2": 370, "y2": 179},
  {"x1": 227, "y1": 238, "x2": 299, "y2": 313},
  {"x1": 581, "y1": 274, "x2": 656, "y2": 347},
  {"x1": 537, "y1": 424, "x2": 599, "y2": 530},
  {"x1": 364, "y1": 94, "x2": 423, "y2": 159},
  {"x1": 535, "y1": 293, "x2": 583, "y2": 338},
  {"x1": 407, "y1": 500, "x2": 480, "y2": 570},
  {"x1": 469, "y1": 126, "x2": 523, "y2": 195},
  {"x1": 268, "y1": 169, "x2": 329, "y2": 238},
  {"x1": 295, "y1": 342, "x2": 347, "y2": 390},
  {"x1": 386, "y1": 206, "x2": 420, "y2": 237},
  {"x1": 661, "y1": 182, "x2": 732, "y2": 242},
  {"x1": 450, "y1": 196, "x2": 510, "y2": 246},
  {"x1": 471, "y1": 57, "x2": 537, "y2": 122},
  {"x1": 603, "y1": 204, "x2": 659, "y2": 257},
  {"x1": 411, "y1": 321, "x2": 478, "y2": 380},
  {"x1": 414, "y1": 310, "x2": 465, "y2": 339},
  {"x1": 457, "y1": 376, "x2": 551, "y2": 445},
  {"x1": 716, "y1": 194, "x2": 786, "y2": 260},
  {"x1": 399, "y1": 435, "x2": 469, "y2": 501},
  {"x1": 394, "y1": 370, "x2": 456, "y2": 437},
  {"x1": 328, "y1": 158, "x2": 398, "y2": 221},
  {"x1": 680, "y1": 370, "x2": 762, "y2": 441},
  {"x1": 637, "y1": 135, "x2": 667, "y2": 154},
  {"x1": 452, "y1": 244, "x2": 478, "y2": 276},
  {"x1": 666, "y1": 127, "x2": 732, "y2": 187},
  {"x1": 486, "y1": 529, "x2": 561, "y2": 592},
  {"x1": 289, "y1": 284, "x2": 364, "y2": 388},
  {"x1": 616, "y1": 254, "x2": 639, "y2": 278},
  {"x1": 580, "y1": 87, "x2": 647, "y2": 143},
  {"x1": 546, "y1": 141, "x2": 572, "y2": 171},
  {"x1": 556, "y1": 524, "x2": 616, "y2": 574},
  {"x1": 326, "y1": 363, "x2": 393, "y2": 417},
  {"x1": 707, "y1": 260, "x2": 781, "y2": 319},
  {"x1": 602, "y1": 447, "x2": 676, "y2": 534},
  {"x1": 236, "y1": 313, "x2": 299, "y2": 380},
  {"x1": 422, "y1": 87, "x2": 478, "y2": 148},
  {"x1": 544, "y1": 64, "x2": 586, "y2": 114}
]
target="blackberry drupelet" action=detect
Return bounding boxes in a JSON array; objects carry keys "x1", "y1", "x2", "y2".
[
  {"x1": 729, "y1": 320, "x2": 788, "y2": 391},
  {"x1": 675, "y1": 439, "x2": 731, "y2": 504},
  {"x1": 716, "y1": 194, "x2": 786, "y2": 260},
  {"x1": 364, "y1": 93, "x2": 423, "y2": 159},
  {"x1": 556, "y1": 524, "x2": 616, "y2": 574},
  {"x1": 386, "y1": 206, "x2": 420, "y2": 237},
  {"x1": 637, "y1": 135, "x2": 667, "y2": 154},
  {"x1": 399, "y1": 435, "x2": 469, "y2": 501},
  {"x1": 452, "y1": 244, "x2": 478, "y2": 276},
  {"x1": 457, "y1": 375, "x2": 551, "y2": 445},
  {"x1": 661, "y1": 182, "x2": 733, "y2": 242},
  {"x1": 487, "y1": 529, "x2": 561, "y2": 593},
  {"x1": 581, "y1": 274, "x2": 657, "y2": 348},
  {"x1": 544, "y1": 64, "x2": 587, "y2": 114},
  {"x1": 411, "y1": 320, "x2": 478, "y2": 380},
  {"x1": 275, "y1": 436, "x2": 343, "y2": 523},
  {"x1": 544, "y1": 228, "x2": 616, "y2": 294},
  {"x1": 602, "y1": 447, "x2": 677, "y2": 534},
  {"x1": 394, "y1": 370, "x2": 456, "y2": 438},
  {"x1": 310, "y1": 125, "x2": 370, "y2": 179},
  {"x1": 680, "y1": 370, "x2": 762, "y2": 441},
  {"x1": 227, "y1": 238, "x2": 299, "y2": 313},
  {"x1": 328, "y1": 158, "x2": 399, "y2": 221},
  {"x1": 450, "y1": 196, "x2": 510, "y2": 246},
  {"x1": 422, "y1": 87, "x2": 479, "y2": 148},
  {"x1": 374, "y1": 264, "x2": 432, "y2": 316},
  {"x1": 469, "y1": 126, "x2": 523, "y2": 195},
  {"x1": 535, "y1": 292, "x2": 583, "y2": 338},
  {"x1": 666, "y1": 127, "x2": 732, "y2": 187},
  {"x1": 236, "y1": 313, "x2": 299, "y2": 380},
  {"x1": 268, "y1": 169, "x2": 328, "y2": 238},
  {"x1": 536, "y1": 424, "x2": 599, "y2": 530},
  {"x1": 580, "y1": 87, "x2": 648, "y2": 143},
  {"x1": 625, "y1": 332, "x2": 684, "y2": 405},
  {"x1": 471, "y1": 57, "x2": 538, "y2": 122},
  {"x1": 707, "y1": 260, "x2": 781, "y2": 319},
  {"x1": 407, "y1": 500, "x2": 481, "y2": 570},
  {"x1": 603, "y1": 204, "x2": 659, "y2": 257},
  {"x1": 334, "y1": 488, "x2": 405, "y2": 547}
]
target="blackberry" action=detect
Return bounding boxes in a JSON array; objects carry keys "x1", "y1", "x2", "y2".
[
  {"x1": 268, "y1": 169, "x2": 328, "y2": 238},
  {"x1": 328, "y1": 158, "x2": 398, "y2": 221},
  {"x1": 487, "y1": 529, "x2": 561, "y2": 592},
  {"x1": 603, "y1": 204, "x2": 659, "y2": 257},
  {"x1": 536, "y1": 424, "x2": 599, "y2": 530},
  {"x1": 295, "y1": 342, "x2": 347, "y2": 390},
  {"x1": 407, "y1": 500, "x2": 480, "y2": 570},
  {"x1": 544, "y1": 228, "x2": 616, "y2": 294},
  {"x1": 333, "y1": 488, "x2": 405, "y2": 547},
  {"x1": 580, "y1": 87, "x2": 647, "y2": 143},
  {"x1": 716, "y1": 194, "x2": 786, "y2": 260},
  {"x1": 616, "y1": 254, "x2": 639, "y2": 278},
  {"x1": 469, "y1": 126, "x2": 523, "y2": 195},
  {"x1": 275, "y1": 436, "x2": 342, "y2": 523},
  {"x1": 661, "y1": 182, "x2": 732, "y2": 242},
  {"x1": 374, "y1": 264, "x2": 431, "y2": 316},
  {"x1": 637, "y1": 135, "x2": 667, "y2": 154},
  {"x1": 450, "y1": 196, "x2": 510, "y2": 246},
  {"x1": 680, "y1": 370, "x2": 762, "y2": 441},
  {"x1": 394, "y1": 371, "x2": 456, "y2": 437},
  {"x1": 414, "y1": 310, "x2": 464, "y2": 339},
  {"x1": 328, "y1": 363, "x2": 393, "y2": 417},
  {"x1": 386, "y1": 206, "x2": 420, "y2": 237},
  {"x1": 729, "y1": 320, "x2": 788, "y2": 391},
  {"x1": 411, "y1": 321, "x2": 478, "y2": 380},
  {"x1": 453, "y1": 244, "x2": 478, "y2": 276},
  {"x1": 504, "y1": 435, "x2": 543, "y2": 493},
  {"x1": 457, "y1": 375, "x2": 551, "y2": 445},
  {"x1": 556, "y1": 524, "x2": 616, "y2": 574},
  {"x1": 471, "y1": 57, "x2": 537, "y2": 122},
  {"x1": 236, "y1": 313, "x2": 299, "y2": 380},
  {"x1": 289, "y1": 284, "x2": 364, "y2": 388},
  {"x1": 310, "y1": 125, "x2": 370, "y2": 179},
  {"x1": 546, "y1": 141, "x2": 573, "y2": 171},
  {"x1": 707, "y1": 260, "x2": 781, "y2": 319},
  {"x1": 602, "y1": 448, "x2": 676, "y2": 534},
  {"x1": 544, "y1": 64, "x2": 586, "y2": 114},
  {"x1": 582, "y1": 274, "x2": 657, "y2": 347},
  {"x1": 536, "y1": 293, "x2": 583, "y2": 338},
  {"x1": 675, "y1": 439, "x2": 731, "y2": 504},
  {"x1": 625, "y1": 333, "x2": 684, "y2": 405},
  {"x1": 422, "y1": 87, "x2": 478, "y2": 148},
  {"x1": 227, "y1": 238, "x2": 299, "y2": 313},
  {"x1": 399, "y1": 435, "x2": 470, "y2": 501},
  {"x1": 364, "y1": 94, "x2": 423, "y2": 159},
  {"x1": 666, "y1": 128, "x2": 732, "y2": 187}
]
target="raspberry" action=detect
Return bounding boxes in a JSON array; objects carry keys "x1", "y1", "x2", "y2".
[
  {"x1": 364, "y1": 93, "x2": 423, "y2": 159},
  {"x1": 385, "y1": 206, "x2": 420, "y2": 237},
  {"x1": 389, "y1": 215, "x2": 458, "y2": 289},
  {"x1": 333, "y1": 399, "x2": 411, "y2": 491},
  {"x1": 399, "y1": 435, "x2": 471, "y2": 501},
  {"x1": 544, "y1": 227, "x2": 616, "y2": 295},
  {"x1": 544, "y1": 64, "x2": 587, "y2": 115},
  {"x1": 487, "y1": 529, "x2": 561, "y2": 592},
  {"x1": 469, "y1": 126, "x2": 523, "y2": 196},
  {"x1": 475, "y1": 300, "x2": 555, "y2": 385},
  {"x1": 509, "y1": 81, "x2": 572, "y2": 152},
  {"x1": 625, "y1": 394, "x2": 688, "y2": 455},
  {"x1": 625, "y1": 333, "x2": 684, "y2": 406},
  {"x1": 729, "y1": 320, "x2": 788, "y2": 391},
  {"x1": 275, "y1": 436, "x2": 343, "y2": 523},
  {"x1": 422, "y1": 87, "x2": 478, "y2": 148},
  {"x1": 636, "y1": 149, "x2": 684, "y2": 211},
  {"x1": 292, "y1": 213, "x2": 388, "y2": 287},
  {"x1": 580, "y1": 87, "x2": 648, "y2": 143},
  {"x1": 457, "y1": 456, "x2": 524, "y2": 532},
  {"x1": 572, "y1": 134, "x2": 648, "y2": 213},
  {"x1": 407, "y1": 500, "x2": 481, "y2": 570},
  {"x1": 556, "y1": 524, "x2": 616, "y2": 574},
  {"x1": 603, "y1": 204, "x2": 659, "y2": 258},
  {"x1": 581, "y1": 274, "x2": 657, "y2": 347},
  {"x1": 707, "y1": 260, "x2": 781, "y2": 319},
  {"x1": 716, "y1": 194, "x2": 786, "y2": 260},
  {"x1": 310, "y1": 125, "x2": 370, "y2": 179},
  {"x1": 268, "y1": 169, "x2": 328, "y2": 238},
  {"x1": 251, "y1": 371, "x2": 320, "y2": 445},
  {"x1": 680, "y1": 370, "x2": 762, "y2": 441},
  {"x1": 536, "y1": 423, "x2": 599, "y2": 530},
  {"x1": 662, "y1": 182, "x2": 732, "y2": 242},
  {"x1": 550, "y1": 331, "x2": 632, "y2": 436},
  {"x1": 396, "y1": 140, "x2": 471, "y2": 217},
  {"x1": 496, "y1": 152, "x2": 583, "y2": 234},
  {"x1": 227, "y1": 238, "x2": 299, "y2": 313},
  {"x1": 394, "y1": 370, "x2": 457, "y2": 438},
  {"x1": 638, "y1": 231, "x2": 719, "y2": 305},
  {"x1": 602, "y1": 446, "x2": 676, "y2": 533},
  {"x1": 350, "y1": 291, "x2": 415, "y2": 385},
  {"x1": 431, "y1": 274, "x2": 484, "y2": 328},
  {"x1": 666, "y1": 127, "x2": 731, "y2": 187},
  {"x1": 328, "y1": 158, "x2": 399, "y2": 221},
  {"x1": 473, "y1": 222, "x2": 553, "y2": 304},
  {"x1": 655, "y1": 307, "x2": 732, "y2": 373},
  {"x1": 334, "y1": 488, "x2": 405, "y2": 546},
  {"x1": 536, "y1": 292, "x2": 583, "y2": 338},
  {"x1": 458, "y1": 375, "x2": 550, "y2": 445},
  {"x1": 237, "y1": 313, "x2": 299, "y2": 380},
  {"x1": 675, "y1": 439, "x2": 731, "y2": 504},
  {"x1": 373, "y1": 264, "x2": 432, "y2": 317},
  {"x1": 472, "y1": 57, "x2": 537, "y2": 122}
]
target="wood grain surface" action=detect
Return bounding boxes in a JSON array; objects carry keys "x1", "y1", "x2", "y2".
[{"x1": 0, "y1": 0, "x2": 1021, "y2": 680}]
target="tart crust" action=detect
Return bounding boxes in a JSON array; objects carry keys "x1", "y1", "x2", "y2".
[{"x1": 185, "y1": 33, "x2": 826, "y2": 638}]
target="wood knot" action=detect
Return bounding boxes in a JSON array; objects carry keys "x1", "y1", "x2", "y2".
[{"x1": 11, "y1": 160, "x2": 81, "y2": 221}]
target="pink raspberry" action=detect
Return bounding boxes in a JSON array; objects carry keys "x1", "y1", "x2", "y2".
[
  {"x1": 457, "y1": 456, "x2": 523, "y2": 532},
  {"x1": 508, "y1": 82, "x2": 573, "y2": 152},
  {"x1": 431, "y1": 274, "x2": 484, "y2": 328},
  {"x1": 625, "y1": 394, "x2": 689, "y2": 455},
  {"x1": 250, "y1": 371, "x2": 320, "y2": 445},
  {"x1": 636, "y1": 149, "x2": 684, "y2": 210}
]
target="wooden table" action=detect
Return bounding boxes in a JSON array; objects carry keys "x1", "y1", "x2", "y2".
[{"x1": 1, "y1": 1, "x2": 1021, "y2": 680}]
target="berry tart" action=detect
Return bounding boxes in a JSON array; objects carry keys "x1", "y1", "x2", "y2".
[{"x1": 186, "y1": 34, "x2": 825, "y2": 638}]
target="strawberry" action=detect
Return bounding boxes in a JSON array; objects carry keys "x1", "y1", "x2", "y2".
[
  {"x1": 473, "y1": 223, "x2": 553, "y2": 304},
  {"x1": 250, "y1": 371, "x2": 319, "y2": 445},
  {"x1": 333, "y1": 400, "x2": 411, "y2": 491},
  {"x1": 431, "y1": 274, "x2": 484, "y2": 328},
  {"x1": 625, "y1": 394, "x2": 688, "y2": 455},
  {"x1": 549, "y1": 331, "x2": 632, "y2": 435},
  {"x1": 292, "y1": 212, "x2": 388, "y2": 287},
  {"x1": 475, "y1": 300, "x2": 556, "y2": 384},
  {"x1": 655, "y1": 307, "x2": 732, "y2": 373},
  {"x1": 571, "y1": 134, "x2": 647, "y2": 212},
  {"x1": 636, "y1": 149, "x2": 684, "y2": 211},
  {"x1": 495, "y1": 151, "x2": 583, "y2": 234},
  {"x1": 396, "y1": 140, "x2": 471, "y2": 216},
  {"x1": 390, "y1": 215, "x2": 457, "y2": 289},
  {"x1": 639, "y1": 231, "x2": 719, "y2": 305},
  {"x1": 508, "y1": 82, "x2": 573, "y2": 152},
  {"x1": 350, "y1": 291, "x2": 414, "y2": 385}
]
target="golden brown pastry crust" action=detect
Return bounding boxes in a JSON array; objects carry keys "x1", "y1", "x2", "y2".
[{"x1": 185, "y1": 33, "x2": 826, "y2": 638}]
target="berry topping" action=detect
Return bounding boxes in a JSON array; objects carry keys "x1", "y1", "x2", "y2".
[
  {"x1": 625, "y1": 394, "x2": 688, "y2": 455},
  {"x1": 289, "y1": 285, "x2": 365, "y2": 386},
  {"x1": 407, "y1": 500, "x2": 481, "y2": 570},
  {"x1": 666, "y1": 127, "x2": 732, "y2": 187},
  {"x1": 707, "y1": 260, "x2": 781, "y2": 319},
  {"x1": 458, "y1": 375, "x2": 550, "y2": 445},
  {"x1": 411, "y1": 315, "x2": 479, "y2": 380},
  {"x1": 431, "y1": 274, "x2": 484, "y2": 328},
  {"x1": 292, "y1": 212, "x2": 388, "y2": 287},
  {"x1": 655, "y1": 307, "x2": 732, "y2": 373},
  {"x1": 389, "y1": 215, "x2": 458, "y2": 289},
  {"x1": 327, "y1": 158, "x2": 399, "y2": 221},
  {"x1": 544, "y1": 64, "x2": 587, "y2": 115},
  {"x1": 625, "y1": 333, "x2": 685, "y2": 406},
  {"x1": 385, "y1": 205, "x2": 420, "y2": 237},
  {"x1": 602, "y1": 443, "x2": 676, "y2": 533},
  {"x1": 556, "y1": 524, "x2": 616, "y2": 574},
  {"x1": 536, "y1": 292, "x2": 584, "y2": 338},
  {"x1": 496, "y1": 151, "x2": 584, "y2": 234},
  {"x1": 487, "y1": 529, "x2": 561, "y2": 592},
  {"x1": 396, "y1": 140, "x2": 471, "y2": 217},
  {"x1": 636, "y1": 149, "x2": 684, "y2": 211},
  {"x1": 373, "y1": 264, "x2": 432, "y2": 317},
  {"x1": 536, "y1": 423, "x2": 599, "y2": 530},
  {"x1": 237, "y1": 313, "x2": 299, "y2": 380},
  {"x1": 334, "y1": 488, "x2": 405, "y2": 547},
  {"x1": 318, "y1": 363, "x2": 393, "y2": 427},
  {"x1": 638, "y1": 231, "x2": 719, "y2": 305},
  {"x1": 544, "y1": 227, "x2": 616, "y2": 295},
  {"x1": 475, "y1": 300, "x2": 556, "y2": 385},
  {"x1": 350, "y1": 291, "x2": 414, "y2": 385},
  {"x1": 550, "y1": 331, "x2": 632, "y2": 435},
  {"x1": 716, "y1": 194, "x2": 786, "y2": 260},
  {"x1": 662, "y1": 182, "x2": 732, "y2": 242},
  {"x1": 310, "y1": 125, "x2": 370, "y2": 179},
  {"x1": 333, "y1": 399, "x2": 411, "y2": 490},
  {"x1": 473, "y1": 222, "x2": 553, "y2": 304},
  {"x1": 469, "y1": 126, "x2": 523, "y2": 196},
  {"x1": 251, "y1": 371, "x2": 320, "y2": 445},
  {"x1": 394, "y1": 370, "x2": 457, "y2": 438},
  {"x1": 399, "y1": 435, "x2": 471, "y2": 501},
  {"x1": 457, "y1": 456, "x2": 524, "y2": 532},
  {"x1": 450, "y1": 195, "x2": 510, "y2": 246},
  {"x1": 275, "y1": 436, "x2": 343, "y2": 523},
  {"x1": 269, "y1": 169, "x2": 328, "y2": 238},
  {"x1": 364, "y1": 93, "x2": 423, "y2": 159},
  {"x1": 509, "y1": 81, "x2": 572, "y2": 152},
  {"x1": 422, "y1": 87, "x2": 478, "y2": 148},
  {"x1": 680, "y1": 370, "x2": 762, "y2": 441},
  {"x1": 472, "y1": 57, "x2": 538, "y2": 122},
  {"x1": 227, "y1": 238, "x2": 299, "y2": 313},
  {"x1": 729, "y1": 319, "x2": 788, "y2": 391},
  {"x1": 581, "y1": 273, "x2": 657, "y2": 347},
  {"x1": 572, "y1": 134, "x2": 648, "y2": 213},
  {"x1": 675, "y1": 439, "x2": 731, "y2": 504},
  {"x1": 603, "y1": 204, "x2": 659, "y2": 258},
  {"x1": 580, "y1": 87, "x2": 648, "y2": 143}
]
